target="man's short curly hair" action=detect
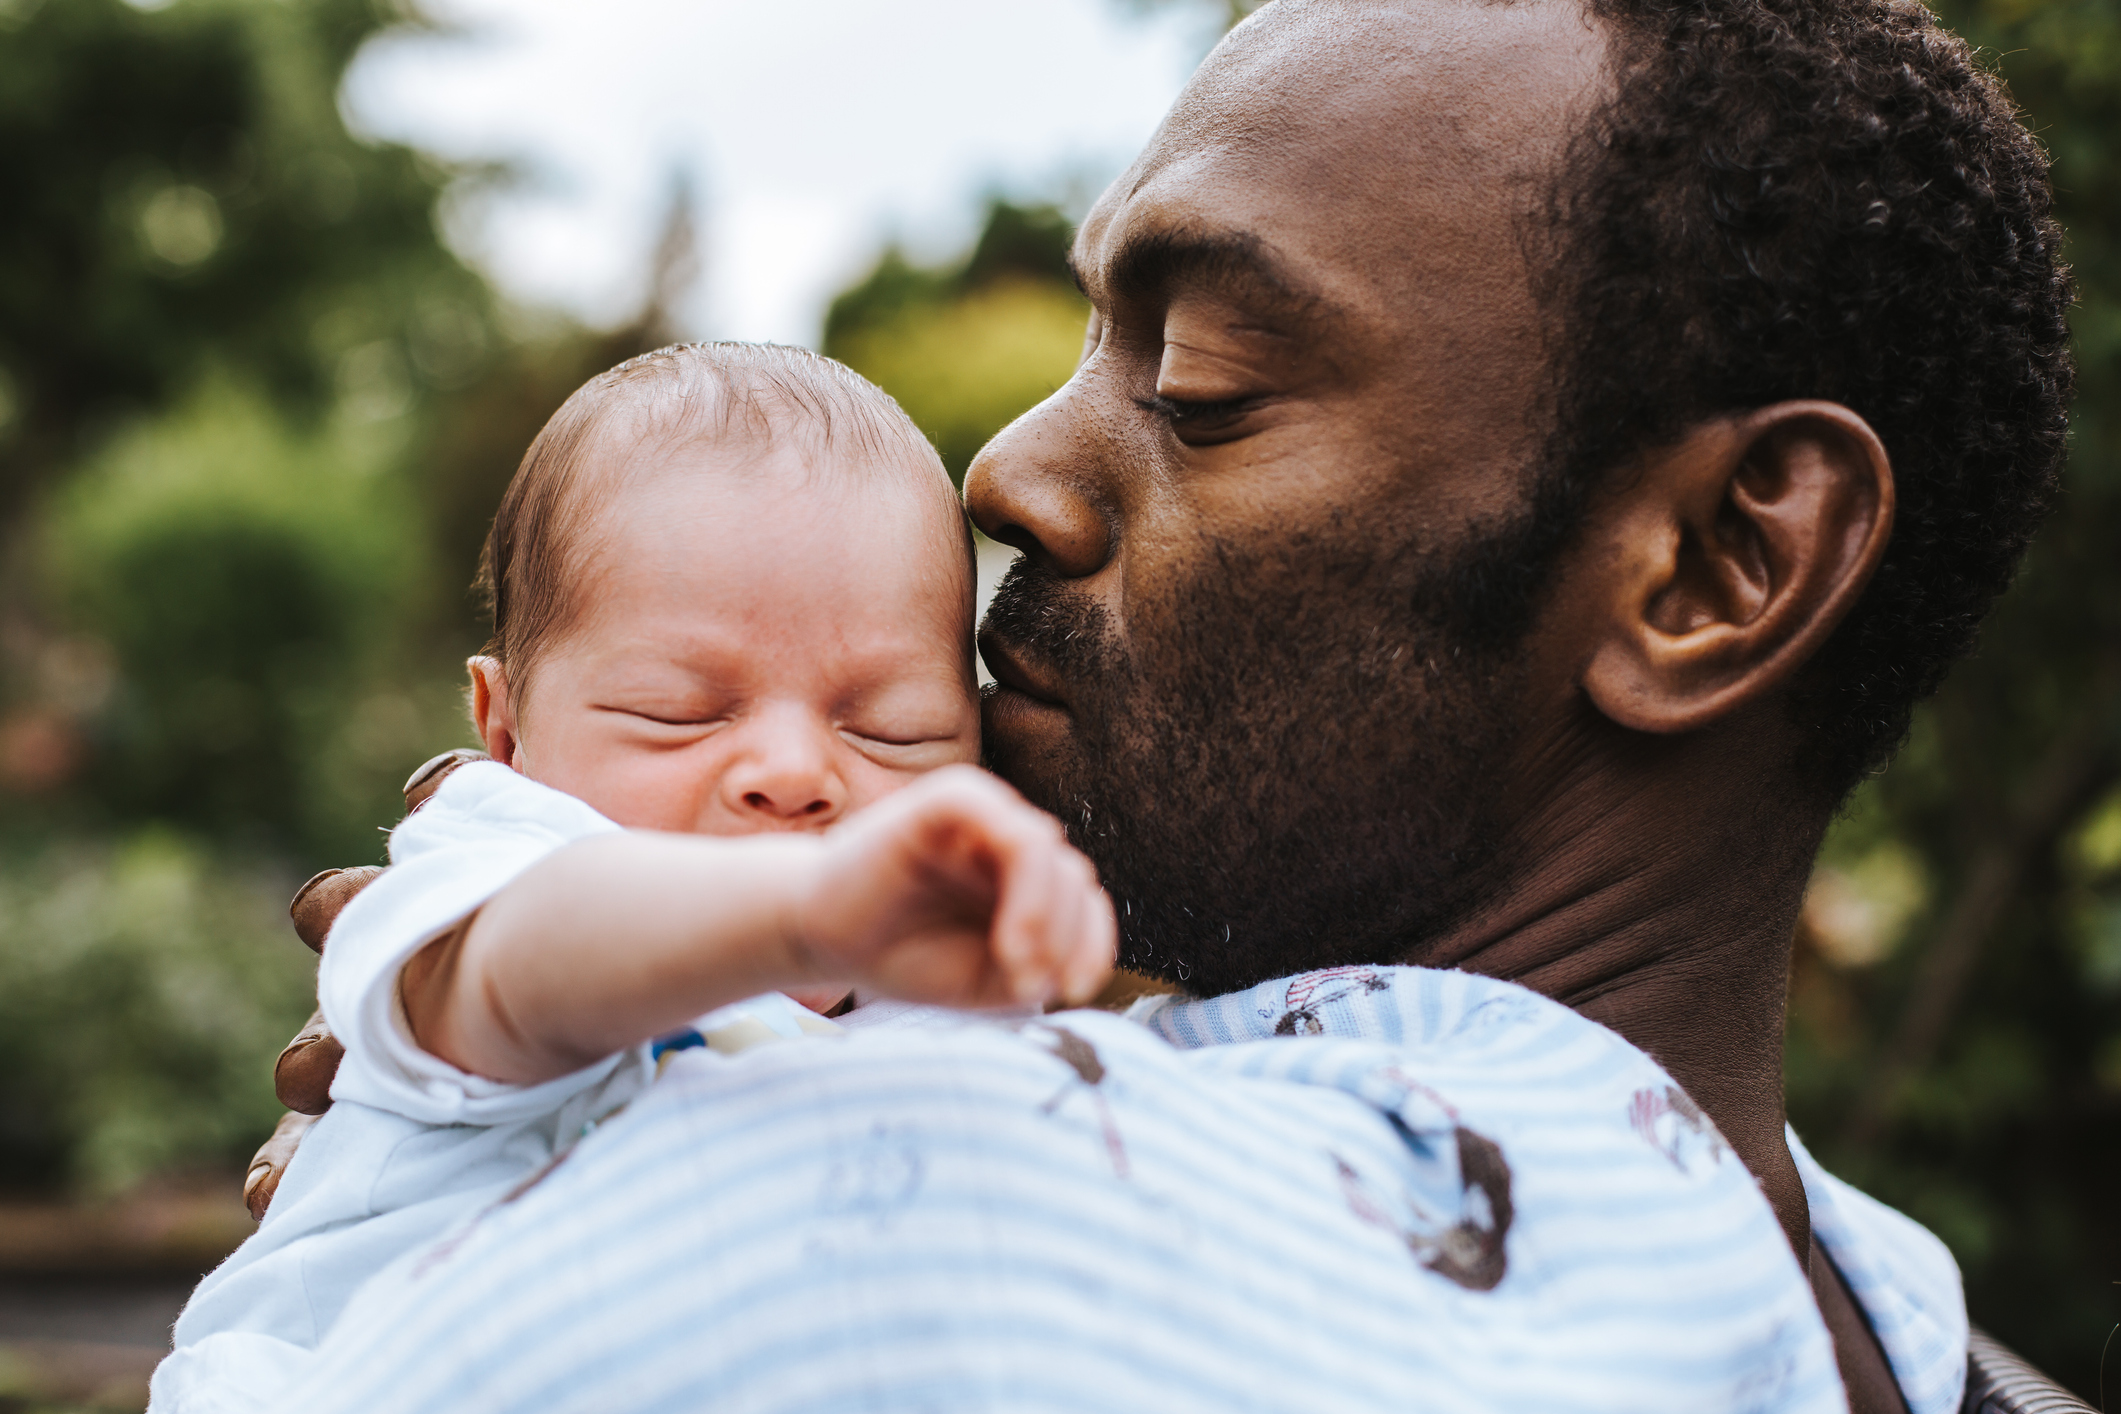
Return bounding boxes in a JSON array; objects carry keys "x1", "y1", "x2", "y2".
[{"x1": 1541, "y1": 0, "x2": 2074, "y2": 797}]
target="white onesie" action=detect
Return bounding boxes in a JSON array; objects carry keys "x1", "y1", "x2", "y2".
[{"x1": 148, "y1": 762, "x2": 825, "y2": 1414}]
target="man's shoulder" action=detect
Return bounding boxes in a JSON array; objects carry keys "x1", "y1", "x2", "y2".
[
  {"x1": 1792, "y1": 1128, "x2": 1969, "y2": 1414},
  {"x1": 290, "y1": 1005, "x2": 1847, "y2": 1414}
]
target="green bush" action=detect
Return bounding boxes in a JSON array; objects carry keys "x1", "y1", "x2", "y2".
[
  {"x1": 0, "y1": 830, "x2": 314, "y2": 1194},
  {"x1": 825, "y1": 201, "x2": 1088, "y2": 481},
  {"x1": 37, "y1": 379, "x2": 468, "y2": 866}
]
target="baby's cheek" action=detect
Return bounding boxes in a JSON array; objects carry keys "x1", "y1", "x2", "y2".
[
  {"x1": 842, "y1": 753, "x2": 960, "y2": 816},
  {"x1": 571, "y1": 754, "x2": 718, "y2": 833}
]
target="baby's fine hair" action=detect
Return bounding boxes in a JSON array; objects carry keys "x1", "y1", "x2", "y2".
[{"x1": 475, "y1": 342, "x2": 958, "y2": 682}]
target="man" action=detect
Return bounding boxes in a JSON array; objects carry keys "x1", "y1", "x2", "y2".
[{"x1": 246, "y1": 0, "x2": 2069, "y2": 1409}]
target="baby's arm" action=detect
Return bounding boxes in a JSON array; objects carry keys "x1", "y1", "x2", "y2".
[{"x1": 402, "y1": 766, "x2": 1115, "y2": 1085}]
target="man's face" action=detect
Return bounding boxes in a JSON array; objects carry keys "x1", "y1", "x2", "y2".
[{"x1": 967, "y1": 0, "x2": 1609, "y2": 997}]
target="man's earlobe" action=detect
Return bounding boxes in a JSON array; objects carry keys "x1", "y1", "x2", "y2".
[
  {"x1": 467, "y1": 656, "x2": 523, "y2": 769},
  {"x1": 1581, "y1": 402, "x2": 1894, "y2": 735}
]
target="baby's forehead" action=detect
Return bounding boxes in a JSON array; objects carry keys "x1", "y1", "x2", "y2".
[
  {"x1": 560, "y1": 412, "x2": 974, "y2": 617},
  {"x1": 578, "y1": 409, "x2": 962, "y2": 533}
]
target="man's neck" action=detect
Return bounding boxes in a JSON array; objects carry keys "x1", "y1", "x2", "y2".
[
  {"x1": 1417, "y1": 722, "x2": 1826, "y2": 1257},
  {"x1": 1385, "y1": 713, "x2": 1923, "y2": 1407}
]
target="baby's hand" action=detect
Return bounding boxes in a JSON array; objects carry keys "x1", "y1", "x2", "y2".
[{"x1": 786, "y1": 765, "x2": 1115, "y2": 1010}]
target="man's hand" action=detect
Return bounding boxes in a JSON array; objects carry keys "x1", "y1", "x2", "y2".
[
  {"x1": 245, "y1": 750, "x2": 488, "y2": 1219},
  {"x1": 269, "y1": 866, "x2": 382, "y2": 1116},
  {"x1": 789, "y1": 765, "x2": 1116, "y2": 1010}
]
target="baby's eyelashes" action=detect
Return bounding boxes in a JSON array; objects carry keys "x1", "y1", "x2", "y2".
[
  {"x1": 837, "y1": 728, "x2": 975, "y2": 769},
  {"x1": 596, "y1": 705, "x2": 732, "y2": 730},
  {"x1": 842, "y1": 726, "x2": 950, "y2": 748}
]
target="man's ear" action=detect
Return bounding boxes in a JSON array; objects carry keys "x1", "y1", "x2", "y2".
[
  {"x1": 467, "y1": 656, "x2": 526, "y2": 770},
  {"x1": 1580, "y1": 401, "x2": 1894, "y2": 735}
]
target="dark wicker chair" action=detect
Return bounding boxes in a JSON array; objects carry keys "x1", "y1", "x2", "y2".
[{"x1": 1964, "y1": 1328, "x2": 2098, "y2": 1413}]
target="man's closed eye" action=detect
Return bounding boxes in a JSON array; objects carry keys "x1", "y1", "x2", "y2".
[{"x1": 1136, "y1": 393, "x2": 1267, "y2": 445}]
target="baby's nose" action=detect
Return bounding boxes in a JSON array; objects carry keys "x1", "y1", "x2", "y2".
[
  {"x1": 739, "y1": 784, "x2": 836, "y2": 821},
  {"x1": 722, "y1": 721, "x2": 847, "y2": 829}
]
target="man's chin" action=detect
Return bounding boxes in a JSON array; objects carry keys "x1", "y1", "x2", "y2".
[{"x1": 979, "y1": 683, "x2": 1077, "y2": 795}]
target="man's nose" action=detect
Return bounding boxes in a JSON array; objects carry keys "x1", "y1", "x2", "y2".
[
  {"x1": 718, "y1": 715, "x2": 848, "y2": 829},
  {"x1": 964, "y1": 384, "x2": 1114, "y2": 580}
]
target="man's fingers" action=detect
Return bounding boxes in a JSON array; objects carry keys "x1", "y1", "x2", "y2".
[
  {"x1": 244, "y1": 1110, "x2": 320, "y2": 1221},
  {"x1": 276, "y1": 1009, "x2": 344, "y2": 1114},
  {"x1": 403, "y1": 747, "x2": 488, "y2": 813},
  {"x1": 290, "y1": 867, "x2": 385, "y2": 954}
]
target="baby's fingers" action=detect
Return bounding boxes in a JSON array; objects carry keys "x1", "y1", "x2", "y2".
[
  {"x1": 991, "y1": 835, "x2": 1115, "y2": 1009},
  {"x1": 1023, "y1": 845, "x2": 1086, "y2": 1006},
  {"x1": 1060, "y1": 859, "x2": 1118, "y2": 1005},
  {"x1": 989, "y1": 825, "x2": 1069, "y2": 1006}
]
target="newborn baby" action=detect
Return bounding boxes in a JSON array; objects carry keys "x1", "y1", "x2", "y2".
[{"x1": 151, "y1": 343, "x2": 1115, "y2": 1414}]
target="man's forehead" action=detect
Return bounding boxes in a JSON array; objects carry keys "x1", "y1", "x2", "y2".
[{"x1": 1074, "y1": 0, "x2": 1608, "y2": 306}]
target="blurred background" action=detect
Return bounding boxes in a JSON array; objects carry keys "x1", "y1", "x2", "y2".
[{"x1": 0, "y1": 0, "x2": 2113, "y2": 1407}]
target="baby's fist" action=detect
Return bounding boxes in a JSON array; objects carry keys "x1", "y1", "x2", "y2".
[{"x1": 789, "y1": 766, "x2": 1115, "y2": 1011}]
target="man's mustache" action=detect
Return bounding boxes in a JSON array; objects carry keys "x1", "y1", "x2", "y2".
[{"x1": 979, "y1": 557, "x2": 1115, "y2": 680}]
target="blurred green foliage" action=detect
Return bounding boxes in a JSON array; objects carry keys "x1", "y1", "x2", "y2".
[
  {"x1": 0, "y1": 832, "x2": 312, "y2": 1193},
  {"x1": 825, "y1": 199, "x2": 1087, "y2": 480},
  {"x1": 0, "y1": 0, "x2": 632, "y2": 1191},
  {"x1": 0, "y1": 0, "x2": 496, "y2": 529},
  {"x1": 45, "y1": 383, "x2": 429, "y2": 855}
]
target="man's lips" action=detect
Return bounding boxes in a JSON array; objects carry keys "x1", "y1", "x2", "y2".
[{"x1": 977, "y1": 630, "x2": 1070, "y2": 711}]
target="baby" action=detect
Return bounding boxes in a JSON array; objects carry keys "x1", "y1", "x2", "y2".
[{"x1": 151, "y1": 344, "x2": 1116, "y2": 1413}]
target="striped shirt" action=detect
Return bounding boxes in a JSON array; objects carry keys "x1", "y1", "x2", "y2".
[{"x1": 276, "y1": 961, "x2": 1965, "y2": 1413}]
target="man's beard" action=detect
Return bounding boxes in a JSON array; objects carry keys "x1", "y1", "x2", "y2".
[{"x1": 980, "y1": 515, "x2": 1553, "y2": 1000}]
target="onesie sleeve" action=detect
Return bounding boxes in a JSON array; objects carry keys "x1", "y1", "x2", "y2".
[{"x1": 316, "y1": 761, "x2": 644, "y2": 1126}]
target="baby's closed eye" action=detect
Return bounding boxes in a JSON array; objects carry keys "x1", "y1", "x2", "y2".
[
  {"x1": 838, "y1": 726, "x2": 967, "y2": 765},
  {"x1": 596, "y1": 701, "x2": 732, "y2": 730}
]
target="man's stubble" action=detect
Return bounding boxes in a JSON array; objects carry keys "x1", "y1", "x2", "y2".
[{"x1": 981, "y1": 513, "x2": 1552, "y2": 999}]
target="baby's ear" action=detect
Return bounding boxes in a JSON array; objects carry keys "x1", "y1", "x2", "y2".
[{"x1": 467, "y1": 656, "x2": 524, "y2": 768}]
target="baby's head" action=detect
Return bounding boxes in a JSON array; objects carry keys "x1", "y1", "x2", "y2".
[{"x1": 469, "y1": 343, "x2": 976, "y2": 835}]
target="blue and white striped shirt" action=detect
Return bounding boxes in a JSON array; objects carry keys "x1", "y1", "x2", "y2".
[{"x1": 277, "y1": 961, "x2": 1963, "y2": 1414}]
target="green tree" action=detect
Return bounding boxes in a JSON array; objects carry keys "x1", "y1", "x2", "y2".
[
  {"x1": 0, "y1": 0, "x2": 516, "y2": 860},
  {"x1": 0, "y1": 0, "x2": 497, "y2": 529},
  {"x1": 825, "y1": 200, "x2": 1088, "y2": 481},
  {"x1": 0, "y1": 831, "x2": 314, "y2": 1192}
]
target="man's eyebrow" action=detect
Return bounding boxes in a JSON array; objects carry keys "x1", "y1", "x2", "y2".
[{"x1": 1090, "y1": 225, "x2": 1334, "y2": 328}]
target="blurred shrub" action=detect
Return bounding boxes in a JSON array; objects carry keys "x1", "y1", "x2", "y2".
[
  {"x1": 0, "y1": 831, "x2": 313, "y2": 1194},
  {"x1": 33, "y1": 380, "x2": 466, "y2": 865},
  {"x1": 0, "y1": 0, "x2": 498, "y2": 529},
  {"x1": 826, "y1": 200, "x2": 1088, "y2": 480},
  {"x1": 831, "y1": 280, "x2": 1089, "y2": 480}
]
